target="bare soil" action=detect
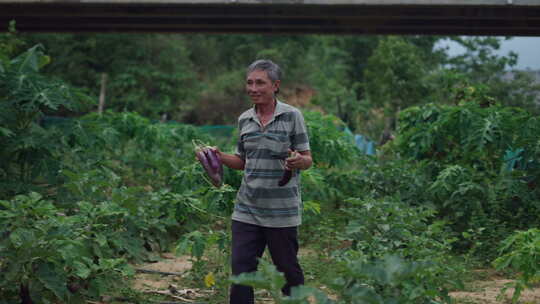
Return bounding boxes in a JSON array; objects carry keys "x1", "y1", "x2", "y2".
[
  {"x1": 133, "y1": 252, "x2": 192, "y2": 291},
  {"x1": 450, "y1": 271, "x2": 540, "y2": 304},
  {"x1": 132, "y1": 254, "x2": 540, "y2": 304}
]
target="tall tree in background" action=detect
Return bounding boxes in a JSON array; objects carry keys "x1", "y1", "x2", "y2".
[
  {"x1": 183, "y1": 34, "x2": 321, "y2": 124},
  {"x1": 304, "y1": 36, "x2": 381, "y2": 132},
  {"x1": 24, "y1": 34, "x2": 200, "y2": 121},
  {"x1": 444, "y1": 37, "x2": 540, "y2": 113},
  {"x1": 363, "y1": 36, "x2": 429, "y2": 141},
  {"x1": 18, "y1": 32, "x2": 538, "y2": 130}
]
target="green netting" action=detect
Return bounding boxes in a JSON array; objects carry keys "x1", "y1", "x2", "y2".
[{"x1": 199, "y1": 125, "x2": 235, "y2": 138}]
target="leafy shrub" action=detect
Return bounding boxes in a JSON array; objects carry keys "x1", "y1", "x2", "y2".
[
  {"x1": 230, "y1": 259, "x2": 332, "y2": 304},
  {"x1": 493, "y1": 228, "x2": 540, "y2": 303},
  {"x1": 0, "y1": 193, "x2": 134, "y2": 303},
  {"x1": 0, "y1": 45, "x2": 87, "y2": 198},
  {"x1": 388, "y1": 99, "x2": 540, "y2": 257},
  {"x1": 342, "y1": 197, "x2": 455, "y2": 260},
  {"x1": 340, "y1": 197, "x2": 463, "y2": 300},
  {"x1": 56, "y1": 109, "x2": 234, "y2": 209},
  {"x1": 331, "y1": 255, "x2": 454, "y2": 304},
  {"x1": 394, "y1": 100, "x2": 539, "y2": 189},
  {"x1": 231, "y1": 255, "x2": 459, "y2": 304},
  {"x1": 304, "y1": 111, "x2": 362, "y2": 168}
]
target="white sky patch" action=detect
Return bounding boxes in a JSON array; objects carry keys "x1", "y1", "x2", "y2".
[{"x1": 436, "y1": 37, "x2": 540, "y2": 70}]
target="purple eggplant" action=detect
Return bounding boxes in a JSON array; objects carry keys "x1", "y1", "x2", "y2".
[
  {"x1": 195, "y1": 147, "x2": 222, "y2": 187},
  {"x1": 205, "y1": 148, "x2": 223, "y2": 187},
  {"x1": 208, "y1": 149, "x2": 224, "y2": 182},
  {"x1": 195, "y1": 150, "x2": 212, "y2": 176},
  {"x1": 278, "y1": 151, "x2": 297, "y2": 187},
  {"x1": 278, "y1": 169, "x2": 293, "y2": 186},
  {"x1": 205, "y1": 149, "x2": 220, "y2": 173}
]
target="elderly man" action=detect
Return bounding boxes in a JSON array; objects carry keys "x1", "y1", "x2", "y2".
[{"x1": 213, "y1": 59, "x2": 312, "y2": 304}]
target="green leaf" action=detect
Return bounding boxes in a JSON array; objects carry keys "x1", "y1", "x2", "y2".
[
  {"x1": 285, "y1": 285, "x2": 333, "y2": 304},
  {"x1": 98, "y1": 258, "x2": 126, "y2": 270},
  {"x1": 96, "y1": 234, "x2": 108, "y2": 247},
  {"x1": 37, "y1": 263, "x2": 69, "y2": 301},
  {"x1": 9, "y1": 228, "x2": 35, "y2": 249},
  {"x1": 73, "y1": 261, "x2": 91, "y2": 279},
  {"x1": 0, "y1": 127, "x2": 14, "y2": 137},
  {"x1": 229, "y1": 260, "x2": 286, "y2": 292},
  {"x1": 12, "y1": 44, "x2": 43, "y2": 73}
]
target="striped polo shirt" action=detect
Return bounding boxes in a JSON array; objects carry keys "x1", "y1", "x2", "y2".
[{"x1": 233, "y1": 100, "x2": 310, "y2": 227}]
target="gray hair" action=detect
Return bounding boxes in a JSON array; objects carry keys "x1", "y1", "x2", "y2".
[{"x1": 246, "y1": 59, "x2": 282, "y2": 83}]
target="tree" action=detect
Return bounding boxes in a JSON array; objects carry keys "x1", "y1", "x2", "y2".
[
  {"x1": 23, "y1": 33, "x2": 200, "y2": 120},
  {"x1": 363, "y1": 36, "x2": 429, "y2": 140},
  {"x1": 443, "y1": 36, "x2": 540, "y2": 113},
  {"x1": 0, "y1": 44, "x2": 87, "y2": 198}
]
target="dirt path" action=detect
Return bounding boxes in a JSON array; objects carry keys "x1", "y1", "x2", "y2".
[
  {"x1": 133, "y1": 254, "x2": 540, "y2": 304},
  {"x1": 133, "y1": 253, "x2": 192, "y2": 292},
  {"x1": 132, "y1": 253, "x2": 218, "y2": 302},
  {"x1": 450, "y1": 272, "x2": 540, "y2": 304}
]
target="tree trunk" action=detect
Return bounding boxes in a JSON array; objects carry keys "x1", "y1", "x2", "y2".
[
  {"x1": 379, "y1": 116, "x2": 394, "y2": 146},
  {"x1": 20, "y1": 283, "x2": 32, "y2": 304},
  {"x1": 160, "y1": 112, "x2": 168, "y2": 123},
  {"x1": 98, "y1": 73, "x2": 108, "y2": 115}
]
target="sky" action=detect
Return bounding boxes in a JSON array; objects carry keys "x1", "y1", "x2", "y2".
[{"x1": 437, "y1": 37, "x2": 540, "y2": 70}]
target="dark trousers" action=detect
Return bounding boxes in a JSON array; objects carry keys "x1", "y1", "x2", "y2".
[{"x1": 230, "y1": 220, "x2": 304, "y2": 304}]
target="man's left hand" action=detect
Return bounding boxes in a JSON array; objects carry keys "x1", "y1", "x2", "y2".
[{"x1": 285, "y1": 150, "x2": 312, "y2": 170}]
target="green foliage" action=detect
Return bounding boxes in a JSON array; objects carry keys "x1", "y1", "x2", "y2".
[
  {"x1": 3, "y1": 31, "x2": 540, "y2": 303},
  {"x1": 332, "y1": 255, "x2": 453, "y2": 304},
  {"x1": 397, "y1": 101, "x2": 522, "y2": 168},
  {"x1": 365, "y1": 36, "x2": 429, "y2": 115},
  {"x1": 230, "y1": 259, "x2": 333, "y2": 304},
  {"x1": 447, "y1": 37, "x2": 517, "y2": 79},
  {"x1": 25, "y1": 34, "x2": 200, "y2": 120},
  {"x1": 0, "y1": 77, "x2": 239, "y2": 301},
  {"x1": 303, "y1": 111, "x2": 363, "y2": 168},
  {"x1": 444, "y1": 36, "x2": 540, "y2": 114},
  {"x1": 230, "y1": 255, "x2": 458, "y2": 304},
  {"x1": 305, "y1": 36, "x2": 365, "y2": 129},
  {"x1": 0, "y1": 44, "x2": 87, "y2": 198},
  {"x1": 58, "y1": 111, "x2": 225, "y2": 196},
  {"x1": 388, "y1": 96, "x2": 540, "y2": 258},
  {"x1": 0, "y1": 20, "x2": 25, "y2": 66},
  {"x1": 300, "y1": 110, "x2": 377, "y2": 211},
  {"x1": 0, "y1": 180, "x2": 234, "y2": 302},
  {"x1": 493, "y1": 228, "x2": 540, "y2": 303},
  {"x1": 337, "y1": 197, "x2": 463, "y2": 303},
  {"x1": 343, "y1": 197, "x2": 455, "y2": 261},
  {"x1": 234, "y1": 196, "x2": 461, "y2": 304},
  {"x1": 0, "y1": 193, "x2": 134, "y2": 303}
]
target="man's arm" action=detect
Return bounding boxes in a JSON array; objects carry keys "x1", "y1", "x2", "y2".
[{"x1": 213, "y1": 149, "x2": 245, "y2": 170}]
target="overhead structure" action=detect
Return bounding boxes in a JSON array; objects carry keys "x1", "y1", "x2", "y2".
[{"x1": 0, "y1": 0, "x2": 539, "y2": 36}]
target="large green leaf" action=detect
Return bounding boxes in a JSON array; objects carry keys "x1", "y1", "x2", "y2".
[
  {"x1": 11, "y1": 44, "x2": 46, "y2": 73},
  {"x1": 73, "y1": 261, "x2": 91, "y2": 279},
  {"x1": 36, "y1": 263, "x2": 69, "y2": 301},
  {"x1": 9, "y1": 228, "x2": 36, "y2": 249}
]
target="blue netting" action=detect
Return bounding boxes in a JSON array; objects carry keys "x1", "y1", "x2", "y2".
[{"x1": 343, "y1": 127, "x2": 376, "y2": 155}]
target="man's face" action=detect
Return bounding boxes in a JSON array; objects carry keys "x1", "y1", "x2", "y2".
[{"x1": 246, "y1": 69, "x2": 280, "y2": 105}]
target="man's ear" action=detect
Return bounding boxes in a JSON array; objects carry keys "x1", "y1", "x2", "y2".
[{"x1": 273, "y1": 80, "x2": 281, "y2": 93}]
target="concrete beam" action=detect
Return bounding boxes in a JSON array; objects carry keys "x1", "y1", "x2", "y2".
[
  {"x1": 2, "y1": 0, "x2": 537, "y2": 4},
  {"x1": 1, "y1": 0, "x2": 539, "y2": 35}
]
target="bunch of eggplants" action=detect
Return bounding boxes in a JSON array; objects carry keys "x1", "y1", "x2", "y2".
[{"x1": 194, "y1": 142, "x2": 223, "y2": 188}]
